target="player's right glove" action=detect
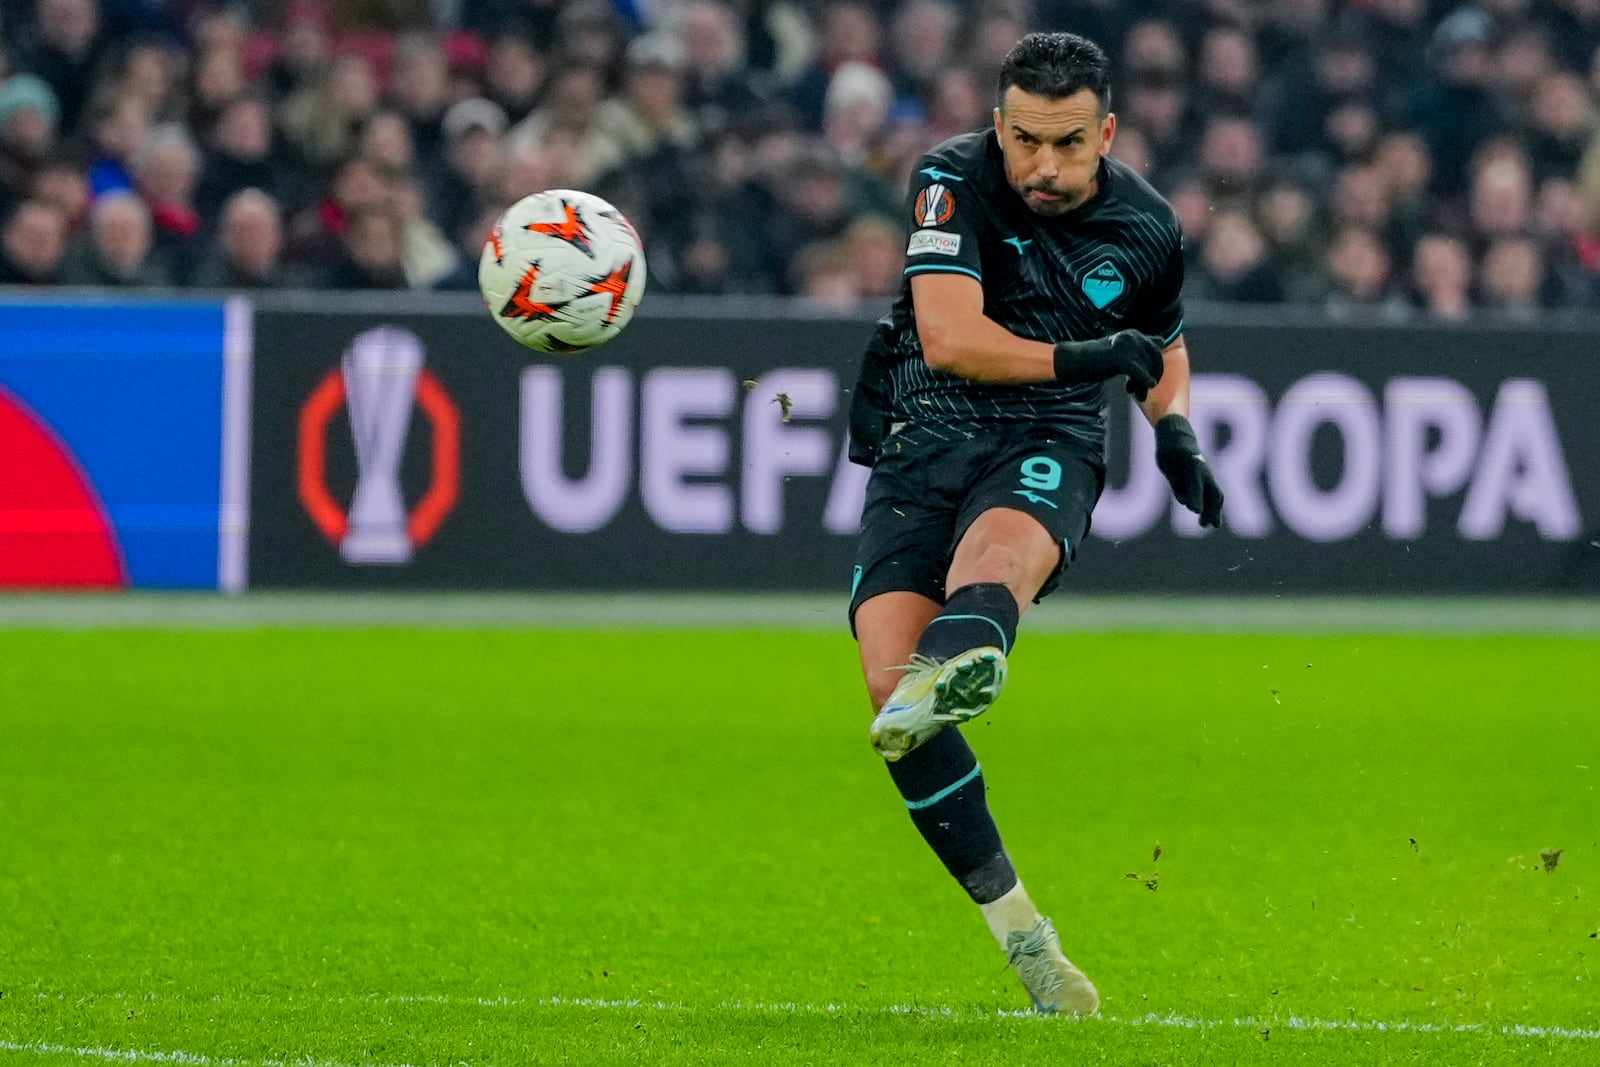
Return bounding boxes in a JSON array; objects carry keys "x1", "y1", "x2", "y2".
[{"x1": 1052, "y1": 330, "x2": 1165, "y2": 400}]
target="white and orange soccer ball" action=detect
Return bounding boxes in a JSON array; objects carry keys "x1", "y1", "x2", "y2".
[{"x1": 479, "y1": 189, "x2": 647, "y2": 353}]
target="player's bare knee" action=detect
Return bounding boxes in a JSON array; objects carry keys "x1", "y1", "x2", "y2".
[
  {"x1": 958, "y1": 543, "x2": 1031, "y2": 593},
  {"x1": 865, "y1": 671, "x2": 900, "y2": 712}
]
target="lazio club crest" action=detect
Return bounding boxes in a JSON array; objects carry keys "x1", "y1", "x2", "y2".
[{"x1": 1081, "y1": 259, "x2": 1126, "y2": 309}]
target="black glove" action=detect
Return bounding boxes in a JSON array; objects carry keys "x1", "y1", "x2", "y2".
[
  {"x1": 1053, "y1": 330, "x2": 1164, "y2": 400},
  {"x1": 1155, "y1": 413, "x2": 1224, "y2": 528}
]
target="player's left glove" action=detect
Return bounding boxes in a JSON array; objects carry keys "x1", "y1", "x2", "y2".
[{"x1": 1155, "y1": 414, "x2": 1224, "y2": 528}]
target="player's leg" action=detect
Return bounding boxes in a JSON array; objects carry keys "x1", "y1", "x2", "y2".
[
  {"x1": 851, "y1": 448, "x2": 1027, "y2": 936},
  {"x1": 856, "y1": 592, "x2": 1020, "y2": 909},
  {"x1": 935, "y1": 450, "x2": 1105, "y2": 1015},
  {"x1": 866, "y1": 506, "x2": 1056, "y2": 761}
]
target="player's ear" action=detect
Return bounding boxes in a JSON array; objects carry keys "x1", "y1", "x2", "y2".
[
  {"x1": 1099, "y1": 111, "x2": 1116, "y2": 156},
  {"x1": 992, "y1": 106, "x2": 1003, "y2": 139}
]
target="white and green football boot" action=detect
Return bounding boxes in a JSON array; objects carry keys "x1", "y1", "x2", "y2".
[
  {"x1": 1004, "y1": 917, "x2": 1100, "y2": 1016},
  {"x1": 869, "y1": 646, "x2": 1007, "y2": 762}
]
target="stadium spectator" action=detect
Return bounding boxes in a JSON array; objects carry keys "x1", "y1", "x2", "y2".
[
  {"x1": 1471, "y1": 150, "x2": 1535, "y2": 242},
  {"x1": 195, "y1": 95, "x2": 289, "y2": 220},
  {"x1": 432, "y1": 201, "x2": 501, "y2": 291},
  {"x1": 112, "y1": 39, "x2": 181, "y2": 124},
  {"x1": 391, "y1": 34, "x2": 451, "y2": 160},
  {"x1": 1323, "y1": 98, "x2": 1382, "y2": 165},
  {"x1": 1331, "y1": 165, "x2": 1395, "y2": 244},
  {"x1": 887, "y1": 0, "x2": 961, "y2": 104},
  {"x1": 1478, "y1": 233, "x2": 1549, "y2": 315},
  {"x1": 30, "y1": 157, "x2": 88, "y2": 233},
  {"x1": 262, "y1": 1, "x2": 334, "y2": 100},
  {"x1": 926, "y1": 66, "x2": 987, "y2": 145},
  {"x1": 556, "y1": 1, "x2": 626, "y2": 70},
  {"x1": 1196, "y1": 27, "x2": 1259, "y2": 116},
  {"x1": 84, "y1": 97, "x2": 148, "y2": 199},
  {"x1": 842, "y1": 214, "x2": 903, "y2": 298},
  {"x1": 822, "y1": 61, "x2": 893, "y2": 165},
  {"x1": 594, "y1": 33, "x2": 698, "y2": 162},
  {"x1": 1357, "y1": 0, "x2": 1434, "y2": 110},
  {"x1": 674, "y1": 0, "x2": 769, "y2": 129},
  {"x1": 507, "y1": 62, "x2": 621, "y2": 188},
  {"x1": 132, "y1": 123, "x2": 202, "y2": 282},
  {"x1": 1533, "y1": 176, "x2": 1596, "y2": 305},
  {"x1": 1167, "y1": 179, "x2": 1214, "y2": 268},
  {"x1": 1528, "y1": 71, "x2": 1594, "y2": 182},
  {"x1": 1410, "y1": 232, "x2": 1474, "y2": 319},
  {"x1": 1109, "y1": 125, "x2": 1152, "y2": 178},
  {"x1": 60, "y1": 190, "x2": 166, "y2": 287},
  {"x1": 357, "y1": 109, "x2": 417, "y2": 176},
  {"x1": 1325, "y1": 226, "x2": 1404, "y2": 319},
  {"x1": 289, "y1": 153, "x2": 391, "y2": 268},
  {"x1": 1494, "y1": 24, "x2": 1557, "y2": 107},
  {"x1": 1255, "y1": 178, "x2": 1326, "y2": 302},
  {"x1": 0, "y1": 73, "x2": 59, "y2": 213},
  {"x1": 322, "y1": 205, "x2": 408, "y2": 289},
  {"x1": 189, "y1": 42, "x2": 250, "y2": 135},
  {"x1": 1411, "y1": 8, "x2": 1506, "y2": 198},
  {"x1": 0, "y1": 198, "x2": 68, "y2": 284},
  {"x1": 1375, "y1": 131, "x2": 1434, "y2": 252},
  {"x1": 390, "y1": 172, "x2": 457, "y2": 288},
  {"x1": 13, "y1": 0, "x2": 104, "y2": 138},
  {"x1": 789, "y1": 237, "x2": 859, "y2": 310},
  {"x1": 191, "y1": 188, "x2": 292, "y2": 289},
  {"x1": 1265, "y1": 33, "x2": 1374, "y2": 159},
  {"x1": 789, "y1": 1, "x2": 883, "y2": 130},
  {"x1": 432, "y1": 96, "x2": 507, "y2": 236},
  {"x1": 482, "y1": 31, "x2": 545, "y2": 125},
  {"x1": 1198, "y1": 117, "x2": 1267, "y2": 202},
  {"x1": 280, "y1": 53, "x2": 380, "y2": 170},
  {"x1": 0, "y1": 0, "x2": 1598, "y2": 310},
  {"x1": 1192, "y1": 210, "x2": 1285, "y2": 303}
]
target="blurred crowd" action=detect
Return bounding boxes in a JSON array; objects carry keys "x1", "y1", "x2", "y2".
[{"x1": 5, "y1": 0, "x2": 1600, "y2": 317}]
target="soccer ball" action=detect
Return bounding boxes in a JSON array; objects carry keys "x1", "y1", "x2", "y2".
[{"x1": 479, "y1": 189, "x2": 647, "y2": 353}]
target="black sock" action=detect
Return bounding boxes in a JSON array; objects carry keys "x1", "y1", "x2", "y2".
[
  {"x1": 886, "y1": 729, "x2": 1018, "y2": 903},
  {"x1": 882, "y1": 582, "x2": 1023, "y2": 904},
  {"x1": 915, "y1": 582, "x2": 1019, "y2": 661}
]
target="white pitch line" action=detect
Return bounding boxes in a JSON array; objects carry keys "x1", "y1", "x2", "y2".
[
  {"x1": 0, "y1": 1039, "x2": 428, "y2": 1067},
  {"x1": 23, "y1": 991, "x2": 1600, "y2": 1042}
]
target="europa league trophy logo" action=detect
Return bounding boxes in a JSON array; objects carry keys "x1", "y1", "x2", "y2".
[{"x1": 340, "y1": 327, "x2": 424, "y2": 564}]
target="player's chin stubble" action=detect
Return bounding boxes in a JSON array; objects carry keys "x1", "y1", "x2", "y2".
[{"x1": 1018, "y1": 183, "x2": 1086, "y2": 216}]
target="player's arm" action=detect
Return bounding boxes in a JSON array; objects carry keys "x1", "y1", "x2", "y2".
[
  {"x1": 911, "y1": 273, "x2": 1054, "y2": 382},
  {"x1": 1136, "y1": 334, "x2": 1222, "y2": 528},
  {"x1": 912, "y1": 272, "x2": 1164, "y2": 391},
  {"x1": 1125, "y1": 239, "x2": 1222, "y2": 528},
  {"x1": 1138, "y1": 335, "x2": 1190, "y2": 423}
]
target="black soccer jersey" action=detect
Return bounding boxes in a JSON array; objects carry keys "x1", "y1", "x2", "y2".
[{"x1": 848, "y1": 129, "x2": 1185, "y2": 464}]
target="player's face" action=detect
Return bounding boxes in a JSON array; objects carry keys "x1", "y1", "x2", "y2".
[{"x1": 994, "y1": 87, "x2": 1115, "y2": 216}]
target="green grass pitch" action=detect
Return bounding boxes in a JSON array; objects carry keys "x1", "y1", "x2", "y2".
[{"x1": 1, "y1": 620, "x2": 1597, "y2": 1064}]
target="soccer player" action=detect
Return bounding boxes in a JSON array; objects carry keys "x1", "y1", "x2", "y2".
[{"x1": 846, "y1": 32, "x2": 1224, "y2": 1015}]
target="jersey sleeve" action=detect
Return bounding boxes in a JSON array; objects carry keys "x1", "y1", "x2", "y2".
[
  {"x1": 1122, "y1": 231, "x2": 1185, "y2": 345},
  {"x1": 901, "y1": 161, "x2": 985, "y2": 283}
]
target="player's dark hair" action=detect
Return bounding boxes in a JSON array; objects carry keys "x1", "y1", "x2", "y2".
[{"x1": 997, "y1": 32, "x2": 1112, "y2": 113}]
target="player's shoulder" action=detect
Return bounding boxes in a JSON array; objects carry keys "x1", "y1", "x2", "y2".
[
  {"x1": 1103, "y1": 156, "x2": 1182, "y2": 245},
  {"x1": 913, "y1": 130, "x2": 994, "y2": 186}
]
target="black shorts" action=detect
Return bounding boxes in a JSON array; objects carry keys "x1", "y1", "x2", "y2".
[{"x1": 848, "y1": 426, "x2": 1106, "y2": 629}]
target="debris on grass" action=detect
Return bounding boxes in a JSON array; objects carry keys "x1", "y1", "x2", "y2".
[{"x1": 1541, "y1": 848, "x2": 1564, "y2": 872}]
